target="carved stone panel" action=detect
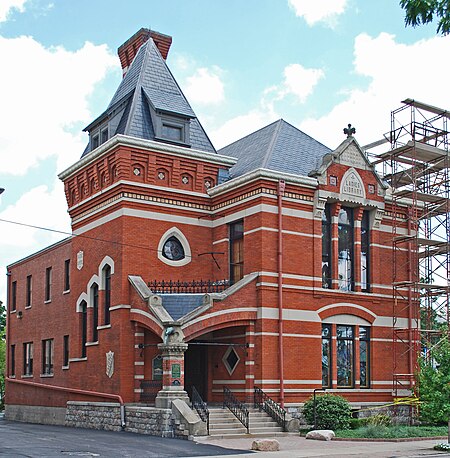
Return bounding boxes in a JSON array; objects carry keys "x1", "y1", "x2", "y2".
[{"x1": 339, "y1": 144, "x2": 367, "y2": 169}]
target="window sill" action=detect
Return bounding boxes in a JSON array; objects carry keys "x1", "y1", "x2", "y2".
[
  {"x1": 25, "y1": 306, "x2": 32, "y2": 310},
  {"x1": 62, "y1": 365, "x2": 70, "y2": 370},
  {"x1": 40, "y1": 373, "x2": 54, "y2": 378},
  {"x1": 63, "y1": 289, "x2": 70, "y2": 295},
  {"x1": 21, "y1": 375, "x2": 33, "y2": 379},
  {"x1": 44, "y1": 300, "x2": 51, "y2": 304},
  {"x1": 97, "y1": 324, "x2": 111, "y2": 330},
  {"x1": 10, "y1": 310, "x2": 16, "y2": 314},
  {"x1": 9, "y1": 375, "x2": 16, "y2": 379},
  {"x1": 68, "y1": 357, "x2": 87, "y2": 363},
  {"x1": 86, "y1": 341, "x2": 98, "y2": 347}
]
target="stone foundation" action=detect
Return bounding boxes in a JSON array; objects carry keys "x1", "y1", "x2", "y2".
[
  {"x1": 5, "y1": 405, "x2": 66, "y2": 425},
  {"x1": 65, "y1": 402, "x2": 123, "y2": 431},
  {"x1": 64, "y1": 401, "x2": 203, "y2": 438}
]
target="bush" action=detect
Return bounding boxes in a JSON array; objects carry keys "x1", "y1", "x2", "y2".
[
  {"x1": 303, "y1": 394, "x2": 352, "y2": 430},
  {"x1": 417, "y1": 338, "x2": 450, "y2": 425},
  {"x1": 366, "y1": 413, "x2": 391, "y2": 427}
]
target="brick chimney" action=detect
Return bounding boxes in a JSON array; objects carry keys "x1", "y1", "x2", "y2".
[{"x1": 117, "y1": 28, "x2": 172, "y2": 77}]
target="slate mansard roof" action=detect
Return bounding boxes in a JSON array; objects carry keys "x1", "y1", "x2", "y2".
[
  {"x1": 81, "y1": 37, "x2": 215, "y2": 157},
  {"x1": 218, "y1": 119, "x2": 332, "y2": 179}
]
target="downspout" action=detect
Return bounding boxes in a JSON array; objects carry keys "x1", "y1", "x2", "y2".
[
  {"x1": 6, "y1": 378, "x2": 126, "y2": 428},
  {"x1": 5, "y1": 270, "x2": 11, "y2": 378},
  {"x1": 278, "y1": 180, "x2": 285, "y2": 407},
  {"x1": 407, "y1": 209, "x2": 413, "y2": 378}
]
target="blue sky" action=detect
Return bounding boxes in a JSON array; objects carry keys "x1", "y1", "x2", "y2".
[{"x1": 0, "y1": 0, "x2": 449, "y2": 303}]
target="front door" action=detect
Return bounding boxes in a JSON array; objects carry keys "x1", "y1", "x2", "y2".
[{"x1": 184, "y1": 342, "x2": 208, "y2": 401}]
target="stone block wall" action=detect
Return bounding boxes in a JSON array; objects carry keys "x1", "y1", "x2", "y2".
[
  {"x1": 65, "y1": 402, "x2": 188, "y2": 438},
  {"x1": 65, "y1": 402, "x2": 122, "y2": 431},
  {"x1": 125, "y1": 406, "x2": 172, "y2": 437}
]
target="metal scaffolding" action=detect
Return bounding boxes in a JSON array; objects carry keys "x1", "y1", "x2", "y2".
[{"x1": 369, "y1": 99, "x2": 450, "y2": 406}]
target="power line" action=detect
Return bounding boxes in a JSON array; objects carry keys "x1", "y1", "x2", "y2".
[{"x1": 0, "y1": 218, "x2": 194, "y2": 259}]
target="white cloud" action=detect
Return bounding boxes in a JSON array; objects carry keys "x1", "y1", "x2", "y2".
[
  {"x1": 209, "y1": 63, "x2": 323, "y2": 148},
  {"x1": 281, "y1": 63, "x2": 324, "y2": 103},
  {"x1": 184, "y1": 66, "x2": 225, "y2": 105},
  {"x1": 0, "y1": 0, "x2": 27, "y2": 22},
  {"x1": 288, "y1": 0, "x2": 348, "y2": 26},
  {"x1": 300, "y1": 33, "x2": 450, "y2": 149},
  {"x1": 210, "y1": 108, "x2": 279, "y2": 150},
  {"x1": 0, "y1": 35, "x2": 118, "y2": 175},
  {"x1": 0, "y1": 179, "x2": 71, "y2": 301}
]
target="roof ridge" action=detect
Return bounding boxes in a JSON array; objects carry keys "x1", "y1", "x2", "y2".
[
  {"x1": 218, "y1": 119, "x2": 281, "y2": 151},
  {"x1": 262, "y1": 119, "x2": 283, "y2": 169},
  {"x1": 123, "y1": 40, "x2": 150, "y2": 135}
]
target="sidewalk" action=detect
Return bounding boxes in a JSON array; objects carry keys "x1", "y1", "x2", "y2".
[{"x1": 194, "y1": 435, "x2": 448, "y2": 458}]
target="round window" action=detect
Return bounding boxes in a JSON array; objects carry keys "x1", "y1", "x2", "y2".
[{"x1": 162, "y1": 236, "x2": 185, "y2": 261}]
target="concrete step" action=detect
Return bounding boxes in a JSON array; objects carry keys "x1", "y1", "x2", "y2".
[
  {"x1": 209, "y1": 427, "x2": 247, "y2": 436},
  {"x1": 249, "y1": 426, "x2": 284, "y2": 434}
]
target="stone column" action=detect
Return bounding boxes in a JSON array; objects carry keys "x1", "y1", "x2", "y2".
[{"x1": 155, "y1": 338, "x2": 190, "y2": 408}]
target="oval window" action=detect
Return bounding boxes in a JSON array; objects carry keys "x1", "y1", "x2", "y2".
[{"x1": 162, "y1": 236, "x2": 185, "y2": 261}]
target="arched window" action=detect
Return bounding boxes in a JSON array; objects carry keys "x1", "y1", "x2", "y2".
[
  {"x1": 338, "y1": 207, "x2": 354, "y2": 291},
  {"x1": 103, "y1": 265, "x2": 111, "y2": 325},
  {"x1": 322, "y1": 205, "x2": 332, "y2": 288},
  {"x1": 162, "y1": 236, "x2": 185, "y2": 261},
  {"x1": 157, "y1": 228, "x2": 191, "y2": 267},
  {"x1": 91, "y1": 283, "x2": 99, "y2": 342},
  {"x1": 80, "y1": 300, "x2": 87, "y2": 358}
]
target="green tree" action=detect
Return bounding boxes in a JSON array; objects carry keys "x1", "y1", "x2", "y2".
[
  {"x1": 417, "y1": 336, "x2": 450, "y2": 425},
  {"x1": 400, "y1": 0, "x2": 450, "y2": 35},
  {"x1": 0, "y1": 301, "x2": 5, "y2": 335}
]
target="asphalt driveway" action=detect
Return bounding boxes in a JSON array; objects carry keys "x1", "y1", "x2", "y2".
[{"x1": 0, "y1": 417, "x2": 248, "y2": 457}]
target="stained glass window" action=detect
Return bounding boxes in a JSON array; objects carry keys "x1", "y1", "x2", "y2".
[
  {"x1": 322, "y1": 324, "x2": 332, "y2": 387},
  {"x1": 337, "y1": 325, "x2": 354, "y2": 387},
  {"x1": 338, "y1": 207, "x2": 354, "y2": 291}
]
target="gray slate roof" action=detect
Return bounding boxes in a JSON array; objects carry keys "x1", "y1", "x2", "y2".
[
  {"x1": 82, "y1": 37, "x2": 215, "y2": 157},
  {"x1": 159, "y1": 294, "x2": 205, "y2": 321},
  {"x1": 218, "y1": 119, "x2": 331, "y2": 179}
]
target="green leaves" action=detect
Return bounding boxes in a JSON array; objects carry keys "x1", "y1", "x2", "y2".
[
  {"x1": 400, "y1": 0, "x2": 450, "y2": 35},
  {"x1": 417, "y1": 338, "x2": 450, "y2": 424},
  {"x1": 303, "y1": 394, "x2": 352, "y2": 430}
]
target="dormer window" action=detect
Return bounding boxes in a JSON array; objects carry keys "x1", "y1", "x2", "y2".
[
  {"x1": 101, "y1": 128, "x2": 108, "y2": 144},
  {"x1": 92, "y1": 134, "x2": 99, "y2": 150},
  {"x1": 162, "y1": 123, "x2": 182, "y2": 142},
  {"x1": 151, "y1": 109, "x2": 191, "y2": 147}
]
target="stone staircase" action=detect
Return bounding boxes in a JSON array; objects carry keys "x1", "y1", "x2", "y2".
[{"x1": 207, "y1": 406, "x2": 285, "y2": 438}]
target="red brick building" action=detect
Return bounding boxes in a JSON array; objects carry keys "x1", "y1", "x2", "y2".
[{"x1": 5, "y1": 29, "x2": 413, "y2": 428}]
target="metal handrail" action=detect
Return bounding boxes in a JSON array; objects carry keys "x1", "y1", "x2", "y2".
[
  {"x1": 223, "y1": 386, "x2": 249, "y2": 433},
  {"x1": 254, "y1": 386, "x2": 286, "y2": 431},
  {"x1": 192, "y1": 386, "x2": 209, "y2": 434}
]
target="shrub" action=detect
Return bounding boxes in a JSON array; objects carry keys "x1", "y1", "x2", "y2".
[
  {"x1": 303, "y1": 394, "x2": 352, "y2": 430},
  {"x1": 417, "y1": 338, "x2": 450, "y2": 425},
  {"x1": 366, "y1": 413, "x2": 391, "y2": 427}
]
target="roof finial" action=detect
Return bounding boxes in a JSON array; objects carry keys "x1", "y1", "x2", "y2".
[{"x1": 344, "y1": 123, "x2": 356, "y2": 138}]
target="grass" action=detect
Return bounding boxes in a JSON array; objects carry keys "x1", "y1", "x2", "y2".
[{"x1": 335, "y1": 425, "x2": 448, "y2": 439}]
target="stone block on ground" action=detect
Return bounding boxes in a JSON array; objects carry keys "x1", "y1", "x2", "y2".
[
  {"x1": 251, "y1": 439, "x2": 280, "y2": 451},
  {"x1": 305, "y1": 429, "x2": 335, "y2": 441}
]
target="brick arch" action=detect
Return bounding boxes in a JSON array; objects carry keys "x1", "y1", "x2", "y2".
[
  {"x1": 317, "y1": 302, "x2": 376, "y2": 324},
  {"x1": 130, "y1": 311, "x2": 163, "y2": 336},
  {"x1": 183, "y1": 309, "x2": 256, "y2": 341}
]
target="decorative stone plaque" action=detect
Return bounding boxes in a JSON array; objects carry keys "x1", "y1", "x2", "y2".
[
  {"x1": 76, "y1": 251, "x2": 84, "y2": 270},
  {"x1": 341, "y1": 169, "x2": 365, "y2": 198},
  {"x1": 106, "y1": 351, "x2": 114, "y2": 378},
  {"x1": 171, "y1": 363, "x2": 181, "y2": 378}
]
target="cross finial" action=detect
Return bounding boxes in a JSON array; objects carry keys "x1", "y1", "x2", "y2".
[{"x1": 344, "y1": 123, "x2": 356, "y2": 137}]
